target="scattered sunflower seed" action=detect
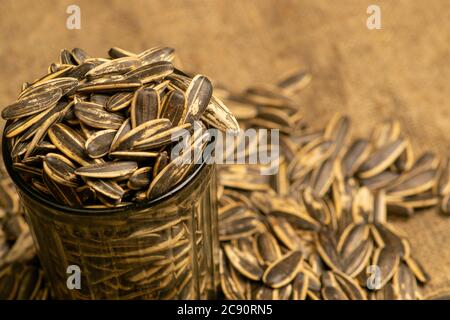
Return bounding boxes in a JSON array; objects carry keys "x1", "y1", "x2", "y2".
[{"x1": 216, "y1": 69, "x2": 447, "y2": 300}]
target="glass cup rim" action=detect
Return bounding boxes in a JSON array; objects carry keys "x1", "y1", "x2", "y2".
[{"x1": 2, "y1": 124, "x2": 214, "y2": 217}]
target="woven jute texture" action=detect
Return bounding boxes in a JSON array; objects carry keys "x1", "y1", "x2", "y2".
[{"x1": 0, "y1": 0, "x2": 449, "y2": 295}]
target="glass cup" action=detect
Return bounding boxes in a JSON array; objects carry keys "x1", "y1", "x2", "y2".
[{"x1": 2, "y1": 133, "x2": 219, "y2": 300}]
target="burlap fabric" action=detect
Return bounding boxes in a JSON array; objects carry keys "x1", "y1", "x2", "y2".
[{"x1": 0, "y1": 0, "x2": 449, "y2": 295}]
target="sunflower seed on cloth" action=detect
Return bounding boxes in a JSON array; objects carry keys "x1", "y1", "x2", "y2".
[
  {"x1": 2, "y1": 46, "x2": 239, "y2": 208},
  {"x1": 217, "y1": 69, "x2": 447, "y2": 300}
]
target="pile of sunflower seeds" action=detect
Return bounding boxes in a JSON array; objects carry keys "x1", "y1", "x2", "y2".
[
  {"x1": 0, "y1": 157, "x2": 50, "y2": 299},
  {"x1": 0, "y1": 46, "x2": 240, "y2": 300},
  {"x1": 1, "y1": 47, "x2": 450, "y2": 299},
  {"x1": 215, "y1": 70, "x2": 450, "y2": 300},
  {"x1": 1, "y1": 47, "x2": 239, "y2": 208}
]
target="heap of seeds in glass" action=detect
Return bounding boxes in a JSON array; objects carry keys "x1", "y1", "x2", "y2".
[{"x1": 2, "y1": 47, "x2": 239, "y2": 208}]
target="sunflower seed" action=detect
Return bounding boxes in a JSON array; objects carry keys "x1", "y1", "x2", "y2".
[
  {"x1": 262, "y1": 250, "x2": 303, "y2": 289},
  {"x1": 108, "y1": 47, "x2": 137, "y2": 59},
  {"x1": 316, "y1": 229, "x2": 343, "y2": 272},
  {"x1": 128, "y1": 167, "x2": 152, "y2": 190},
  {"x1": 342, "y1": 238, "x2": 373, "y2": 277},
  {"x1": 254, "y1": 232, "x2": 282, "y2": 266},
  {"x1": 76, "y1": 77, "x2": 141, "y2": 93},
  {"x1": 393, "y1": 262, "x2": 417, "y2": 300},
  {"x1": 86, "y1": 57, "x2": 140, "y2": 79},
  {"x1": 159, "y1": 89, "x2": 187, "y2": 126},
  {"x1": 342, "y1": 139, "x2": 371, "y2": 177},
  {"x1": 386, "y1": 169, "x2": 437, "y2": 197},
  {"x1": 268, "y1": 216, "x2": 307, "y2": 251},
  {"x1": 244, "y1": 85, "x2": 295, "y2": 109},
  {"x1": 153, "y1": 151, "x2": 169, "y2": 177},
  {"x1": 85, "y1": 129, "x2": 117, "y2": 158},
  {"x1": 311, "y1": 157, "x2": 335, "y2": 197},
  {"x1": 372, "y1": 246, "x2": 400, "y2": 289},
  {"x1": 109, "y1": 151, "x2": 159, "y2": 160},
  {"x1": 105, "y1": 92, "x2": 134, "y2": 112},
  {"x1": 358, "y1": 139, "x2": 406, "y2": 178},
  {"x1": 146, "y1": 139, "x2": 206, "y2": 200},
  {"x1": 321, "y1": 272, "x2": 348, "y2": 300},
  {"x1": 202, "y1": 95, "x2": 240, "y2": 132},
  {"x1": 43, "y1": 153, "x2": 80, "y2": 187},
  {"x1": 292, "y1": 272, "x2": 309, "y2": 300},
  {"x1": 138, "y1": 47, "x2": 175, "y2": 65},
  {"x1": 404, "y1": 256, "x2": 430, "y2": 284},
  {"x1": 60, "y1": 49, "x2": 76, "y2": 65},
  {"x1": 74, "y1": 100, "x2": 125, "y2": 129},
  {"x1": 277, "y1": 69, "x2": 312, "y2": 94},
  {"x1": 5, "y1": 108, "x2": 55, "y2": 139},
  {"x1": 130, "y1": 87, "x2": 159, "y2": 128},
  {"x1": 43, "y1": 171, "x2": 82, "y2": 206},
  {"x1": 334, "y1": 271, "x2": 367, "y2": 300},
  {"x1": 324, "y1": 113, "x2": 350, "y2": 157},
  {"x1": 71, "y1": 48, "x2": 90, "y2": 64},
  {"x1": 23, "y1": 108, "x2": 68, "y2": 159},
  {"x1": 361, "y1": 170, "x2": 400, "y2": 190},
  {"x1": 394, "y1": 139, "x2": 414, "y2": 172},
  {"x1": 63, "y1": 61, "x2": 103, "y2": 80},
  {"x1": 124, "y1": 61, "x2": 174, "y2": 84},
  {"x1": 2, "y1": 89, "x2": 62, "y2": 120},
  {"x1": 19, "y1": 77, "x2": 78, "y2": 100},
  {"x1": 132, "y1": 124, "x2": 191, "y2": 150},
  {"x1": 48, "y1": 123, "x2": 93, "y2": 165},
  {"x1": 183, "y1": 75, "x2": 213, "y2": 124},
  {"x1": 220, "y1": 252, "x2": 246, "y2": 300},
  {"x1": 223, "y1": 244, "x2": 263, "y2": 282},
  {"x1": 75, "y1": 161, "x2": 138, "y2": 179},
  {"x1": 371, "y1": 120, "x2": 401, "y2": 149},
  {"x1": 111, "y1": 118, "x2": 172, "y2": 151},
  {"x1": 85, "y1": 179, "x2": 125, "y2": 200}
]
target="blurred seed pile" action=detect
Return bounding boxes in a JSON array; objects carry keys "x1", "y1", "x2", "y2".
[
  {"x1": 0, "y1": 157, "x2": 50, "y2": 299},
  {"x1": 216, "y1": 70, "x2": 450, "y2": 300},
  {"x1": 1, "y1": 47, "x2": 238, "y2": 208}
]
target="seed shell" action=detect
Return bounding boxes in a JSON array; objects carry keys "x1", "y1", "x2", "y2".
[
  {"x1": 262, "y1": 250, "x2": 303, "y2": 289},
  {"x1": 74, "y1": 101, "x2": 125, "y2": 130},
  {"x1": 130, "y1": 88, "x2": 159, "y2": 128},
  {"x1": 48, "y1": 123, "x2": 93, "y2": 166},
  {"x1": 43, "y1": 153, "x2": 79, "y2": 187},
  {"x1": 85, "y1": 129, "x2": 117, "y2": 159},
  {"x1": 75, "y1": 161, "x2": 138, "y2": 179}
]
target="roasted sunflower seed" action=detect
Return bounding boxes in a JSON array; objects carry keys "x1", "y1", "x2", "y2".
[
  {"x1": 75, "y1": 161, "x2": 138, "y2": 179},
  {"x1": 85, "y1": 129, "x2": 117, "y2": 159}
]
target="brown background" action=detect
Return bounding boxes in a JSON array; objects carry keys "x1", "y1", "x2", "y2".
[{"x1": 0, "y1": 0, "x2": 449, "y2": 295}]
